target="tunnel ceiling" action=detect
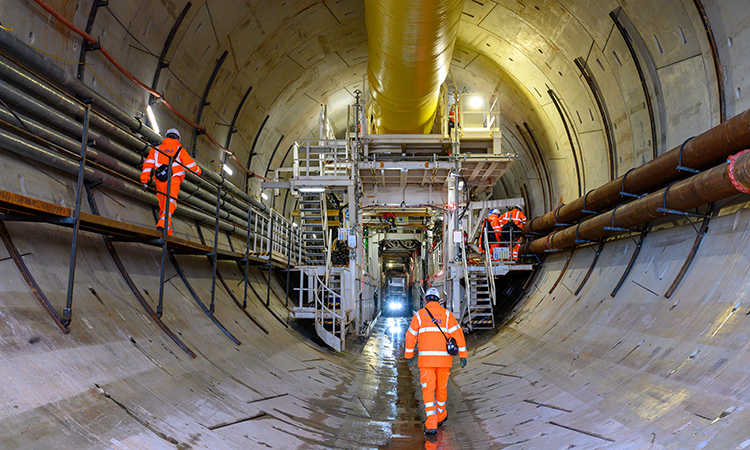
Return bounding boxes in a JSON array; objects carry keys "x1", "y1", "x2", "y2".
[{"x1": 15, "y1": 0, "x2": 726, "y2": 217}]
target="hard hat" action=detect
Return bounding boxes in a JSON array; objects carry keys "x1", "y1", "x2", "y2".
[
  {"x1": 489, "y1": 209, "x2": 500, "y2": 216},
  {"x1": 514, "y1": 204, "x2": 523, "y2": 211},
  {"x1": 165, "y1": 128, "x2": 181, "y2": 141},
  {"x1": 425, "y1": 287, "x2": 441, "y2": 302}
]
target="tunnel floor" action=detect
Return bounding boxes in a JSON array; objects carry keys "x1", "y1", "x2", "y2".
[{"x1": 337, "y1": 317, "x2": 494, "y2": 449}]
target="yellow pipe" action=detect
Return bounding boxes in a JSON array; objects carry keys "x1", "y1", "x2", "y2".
[{"x1": 365, "y1": 0, "x2": 465, "y2": 135}]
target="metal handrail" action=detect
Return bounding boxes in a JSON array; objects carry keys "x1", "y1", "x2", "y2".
[
  {"x1": 293, "y1": 139, "x2": 351, "y2": 179},
  {"x1": 325, "y1": 230, "x2": 334, "y2": 287},
  {"x1": 461, "y1": 239, "x2": 472, "y2": 326},
  {"x1": 482, "y1": 227, "x2": 497, "y2": 306},
  {"x1": 313, "y1": 269, "x2": 345, "y2": 344}
]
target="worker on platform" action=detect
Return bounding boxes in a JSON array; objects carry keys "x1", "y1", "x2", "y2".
[
  {"x1": 140, "y1": 128, "x2": 202, "y2": 236},
  {"x1": 499, "y1": 205, "x2": 526, "y2": 261},
  {"x1": 478, "y1": 209, "x2": 503, "y2": 260},
  {"x1": 405, "y1": 287, "x2": 468, "y2": 435}
]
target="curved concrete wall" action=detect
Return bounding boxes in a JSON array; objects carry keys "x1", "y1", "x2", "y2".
[{"x1": 1, "y1": 0, "x2": 750, "y2": 448}]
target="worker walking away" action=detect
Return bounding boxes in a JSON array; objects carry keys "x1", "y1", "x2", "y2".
[
  {"x1": 405, "y1": 287, "x2": 468, "y2": 435},
  {"x1": 140, "y1": 128, "x2": 201, "y2": 236}
]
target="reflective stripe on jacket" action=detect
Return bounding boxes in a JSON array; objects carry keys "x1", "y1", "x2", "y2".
[
  {"x1": 498, "y1": 208, "x2": 527, "y2": 228},
  {"x1": 405, "y1": 302, "x2": 468, "y2": 368},
  {"x1": 141, "y1": 138, "x2": 202, "y2": 183}
]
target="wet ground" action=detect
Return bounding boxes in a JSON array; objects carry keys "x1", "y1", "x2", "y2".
[{"x1": 332, "y1": 317, "x2": 496, "y2": 449}]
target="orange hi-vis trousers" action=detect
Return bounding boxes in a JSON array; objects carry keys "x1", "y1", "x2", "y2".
[
  {"x1": 420, "y1": 367, "x2": 450, "y2": 429},
  {"x1": 155, "y1": 179, "x2": 180, "y2": 236}
]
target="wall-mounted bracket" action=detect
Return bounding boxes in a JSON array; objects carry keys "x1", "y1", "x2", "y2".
[
  {"x1": 620, "y1": 168, "x2": 647, "y2": 199},
  {"x1": 656, "y1": 181, "x2": 708, "y2": 235},
  {"x1": 676, "y1": 137, "x2": 699, "y2": 173}
]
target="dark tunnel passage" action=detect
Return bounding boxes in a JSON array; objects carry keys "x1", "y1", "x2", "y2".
[{"x1": 1, "y1": 1, "x2": 750, "y2": 449}]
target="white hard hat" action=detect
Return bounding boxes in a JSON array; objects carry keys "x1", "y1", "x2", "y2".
[
  {"x1": 514, "y1": 204, "x2": 523, "y2": 211},
  {"x1": 490, "y1": 209, "x2": 500, "y2": 216},
  {"x1": 425, "y1": 287, "x2": 441, "y2": 301},
  {"x1": 165, "y1": 128, "x2": 181, "y2": 141}
]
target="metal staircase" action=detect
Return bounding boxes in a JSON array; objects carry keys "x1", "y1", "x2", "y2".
[
  {"x1": 299, "y1": 194, "x2": 327, "y2": 265},
  {"x1": 462, "y1": 230, "x2": 497, "y2": 330},
  {"x1": 293, "y1": 266, "x2": 346, "y2": 351},
  {"x1": 466, "y1": 267, "x2": 495, "y2": 329}
]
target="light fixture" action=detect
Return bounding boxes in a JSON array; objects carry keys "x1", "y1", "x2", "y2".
[
  {"x1": 146, "y1": 104, "x2": 159, "y2": 134},
  {"x1": 261, "y1": 192, "x2": 269, "y2": 200},
  {"x1": 469, "y1": 95, "x2": 483, "y2": 110},
  {"x1": 222, "y1": 164, "x2": 233, "y2": 176},
  {"x1": 389, "y1": 302, "x2": 402, "y2": 311},
  {"x1": 298, "y1": 187, "x2": 326, "y2": 193},
  {"x1": 292, "y1": 222, "x2": 298, "y2": 227}
]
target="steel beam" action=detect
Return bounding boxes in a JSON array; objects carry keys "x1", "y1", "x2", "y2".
[
  {"x1": 150, "y1": 2, "x2": 192, "y2": 104},
  {"x1": 191, "y1": 50, "x2": 228, "y2": 157}
]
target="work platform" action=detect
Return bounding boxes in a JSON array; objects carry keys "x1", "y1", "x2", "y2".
[{"x1": 0, "y1": 189, "x2": 288, "y2": 266}]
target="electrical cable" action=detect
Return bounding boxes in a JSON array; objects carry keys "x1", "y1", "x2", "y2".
[{"x1": 32, "y1": 0, "x2": 269, "y2": 181}]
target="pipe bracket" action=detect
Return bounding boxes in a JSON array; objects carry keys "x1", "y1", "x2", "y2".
[
  {"x1": 677, "y1": 137, "x2": 699, "y2": 173},
  {"x1": 603, "y1": 204, "x2": 641, "y2": 233},
  {"x1": 620, "y1": 167, "x2": 647, "y2": 199},
  {"x1": 581, "y1": 189, "x2": 598, "y2": 214}
]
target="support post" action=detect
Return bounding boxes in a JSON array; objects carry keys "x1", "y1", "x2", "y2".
[
  {"x1": 285, "y1": 223, "x2": 291, "y2": 308},
  {"x1": 243, "y1": 198, "x2": 252, "y2": 309},
  {"x1": 62, "y1": 99, "x2": 92, "y2": 325},
  {"x1": 209, "y1": 153, "x2": 226, "y2": 313},
  {"x1": 266, "y1": 211, "x2": 275, "y2": 307}
]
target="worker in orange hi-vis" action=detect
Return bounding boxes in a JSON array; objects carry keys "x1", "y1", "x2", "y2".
[
  {"x1": 478, "y1": 209, "x2": 503, "y2": 259},
  {"x1": 405, "y1": 287, "x2": 468, "y2": 435},
  {"x1": 140, "y1": 128, "x2": 202, "y2": 236},
  {"x1": 499, "y1": 205, "x2": 526, "y2": 261}
]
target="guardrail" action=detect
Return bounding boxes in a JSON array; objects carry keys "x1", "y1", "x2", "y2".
[{"x1": 293, "y1": 139, "x2": 351, "y2": 179}]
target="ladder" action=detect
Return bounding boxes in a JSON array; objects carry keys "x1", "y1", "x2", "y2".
[
  {"x1": 466, "y1": 266, "x2": 495, "y2": 330},
  {"x1": 299, "y1": 194, "x2": 327, "y2": 265}
]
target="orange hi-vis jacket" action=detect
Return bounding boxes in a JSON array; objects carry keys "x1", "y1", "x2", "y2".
[
  {"x1": 499, "y1": 208, "x2": 527, "y2": 228},
  {"x1": 405, "y1": 302, "x2": 468, "y2": 368},
  {"x1": 140, "y1": 138, "x2": 201, "y2": 184}
]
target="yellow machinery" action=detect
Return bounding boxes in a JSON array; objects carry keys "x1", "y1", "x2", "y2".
[{"x1": 365, "y1": 0, "x2": 465, "y2": 134}]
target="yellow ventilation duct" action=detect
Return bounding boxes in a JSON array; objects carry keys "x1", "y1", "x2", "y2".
[{"x1": 365, "y1": 0, "x2": 465, "y2": 135}]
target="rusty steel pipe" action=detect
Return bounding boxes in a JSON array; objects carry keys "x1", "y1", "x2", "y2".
[
  {"x1": 523, "y1": 108, "x2": 750, "y2": 236},
  {"x1": 521, "y1": 150, "x2": 750, "y2": 254}
]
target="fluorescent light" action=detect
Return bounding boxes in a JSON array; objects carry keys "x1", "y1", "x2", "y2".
[
  {"x1": 222, "y1": 164, "x2": 233, "y2": 176},
  {"x1": 299, "y1": 187, "x2": 326, "y2": 193},
  {"x1": 261, "y1": 192, "x2": 268, "y2": 200},
  {"x1": 146, "y1": 105, "x2": 159, "y2": 134}
]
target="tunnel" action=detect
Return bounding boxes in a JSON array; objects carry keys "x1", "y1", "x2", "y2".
[{"x1": 1, "y1": 0, "x2": 749, "y2": 448}]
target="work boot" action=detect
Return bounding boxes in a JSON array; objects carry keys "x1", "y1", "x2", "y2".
[
  {"x1": 424, "y1": 427, "x2": 437, "y2": 436},
  {"x1": 437, "y1": 417, "x2": 447, "y2": 428}
]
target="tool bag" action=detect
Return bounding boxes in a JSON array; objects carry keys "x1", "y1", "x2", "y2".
[
  {"x1": 154, "y1": 163, "x2": 169, "y2": 182},
  {"x1": 425, "y1": 307, "x2": 459, "y2": 355}
]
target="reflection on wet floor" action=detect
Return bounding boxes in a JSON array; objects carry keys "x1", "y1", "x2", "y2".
[{"x1": 338, "y1": 316, "x2": 493, "y2": 449}]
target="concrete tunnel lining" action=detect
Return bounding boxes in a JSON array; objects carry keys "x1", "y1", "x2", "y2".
[{"x1": 2, "y1": 0, "x2": 750, "y2": 448}]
